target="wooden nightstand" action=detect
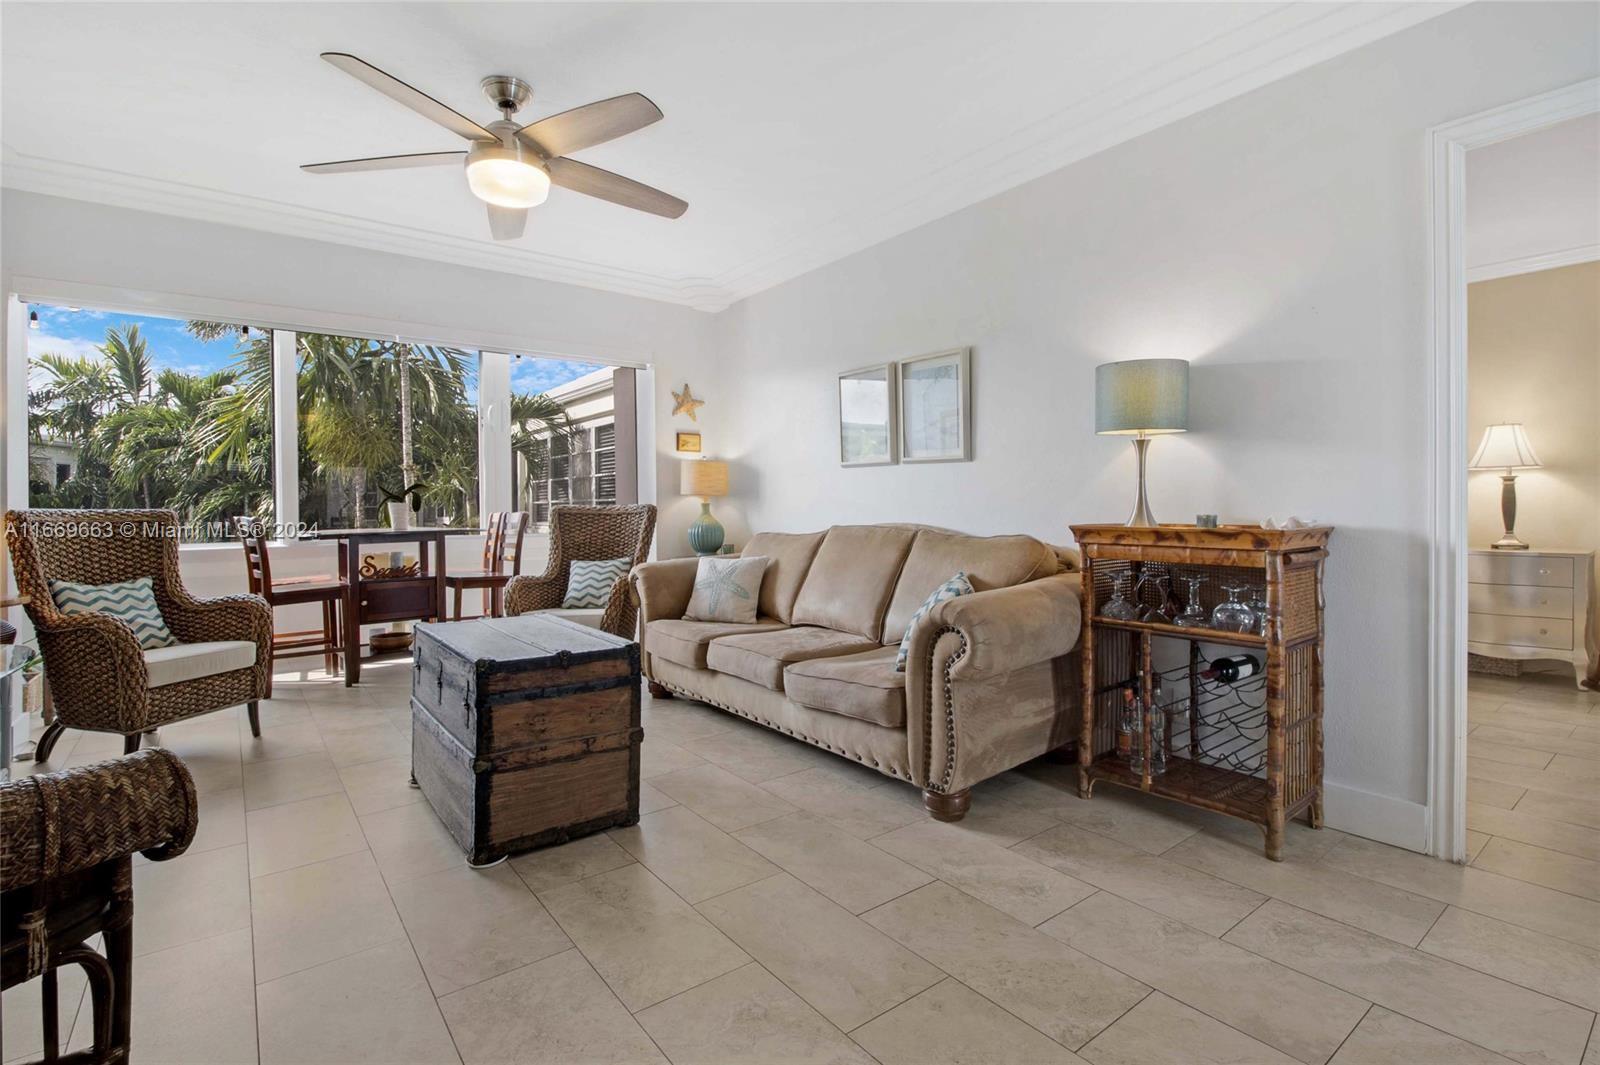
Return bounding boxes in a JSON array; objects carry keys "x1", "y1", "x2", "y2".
[
  {"x1": 1469, "y1": 549, "x2": 1597, "y2": 688},
  {"x1": 1069, "y1": 524, "x2": 1333, "y2": 861}
]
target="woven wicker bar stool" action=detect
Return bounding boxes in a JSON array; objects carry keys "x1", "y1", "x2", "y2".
[
  {"x1": 504, "y1": 505, "x2": 656, "y2": 638},
  {"x1": 4, "y1": 510, "x2": 273, "y2": 761},
  {"x1": 1, "y1": 748, "x2": 199, "y2": 1064}
]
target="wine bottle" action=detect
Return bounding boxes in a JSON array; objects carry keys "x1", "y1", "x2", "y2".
[
  {"x1": 1117, "y1": 688, "x2": 1136, "y2": 760},
  {"x1": 1200, "y1": 654, "x2": 1262, "y2": 684}
]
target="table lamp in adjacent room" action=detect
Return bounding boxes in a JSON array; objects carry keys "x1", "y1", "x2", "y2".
[
  {"x1": 1095, "y1": 358, "x2": 1190, "y2": 526},
  {"x1": 681, "y1": 458, "x2": 730, "y2": 555},
  {"x1": 1469, "y1": 422, "x2": 1542, "y2": 550}
]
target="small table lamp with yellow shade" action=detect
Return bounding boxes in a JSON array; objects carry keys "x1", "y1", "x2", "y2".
[
  {"x1": 1469, "y1": 422, "x2": 1542, "y2": 550},
  {"x1": 681, "y1": 458, "x2": 730, "y2": 555}
]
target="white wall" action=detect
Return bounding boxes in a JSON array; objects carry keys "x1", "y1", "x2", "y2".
[
  {"x1": 0, "y1": 190, "x2": 725, "y2": 561},
  {"x1": 1467, "y1": 263, "x2": 1600, "y2": 560},
  {"x1": 1466, "y1": 112, "x2": 1600, "y2": 278},
  {"x1": 710, "y1": 2, "x2": 1600, "y2": 847}
]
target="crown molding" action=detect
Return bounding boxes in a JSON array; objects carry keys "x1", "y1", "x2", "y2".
[
  {"x1": 1, "y1": 2, "x2": 1455, "y2": 315},
  {"x1": 1466, "y1": 243, "x2": 1600, "y2": 283},
  {"x1": 0, "y1": 150, "x2": 739, "y2": 313}
]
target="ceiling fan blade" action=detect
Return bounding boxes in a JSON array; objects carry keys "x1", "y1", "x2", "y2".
[
  {"x1": 517, "y1": 93, "x2": 663, "y2": 158},
  {"x1": 301, "y1": 151, "x2": 467, "y2": 174},
  {"x1": 486, "y1": 204, "x2": 528, "y2": 241},
  {"x1": 321, "y1": 52, "x2": 495, "y2": 143},
  {"x1": 546, "y1": 157, "x2": 687, "y2": 219}
]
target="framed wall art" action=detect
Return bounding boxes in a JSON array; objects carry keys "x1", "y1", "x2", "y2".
[
  {"x1": 675, "y1": 431, "x2": 702, "y2": 453},
  {"x1": 898, "y1": 347, "x2": 971, "y2": 463},
  {"x1": 838, "y1": 363, "x2": 898, "y2": 467}
]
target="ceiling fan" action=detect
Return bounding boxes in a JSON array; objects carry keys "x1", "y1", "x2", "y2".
[{"x1": 301, "y1": 52, "x2": 687, "y2": 241}]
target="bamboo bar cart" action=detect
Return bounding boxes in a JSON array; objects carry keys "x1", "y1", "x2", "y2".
[{"x1": 1069, "y1": 524, "x2": 1332, "y2": 861}]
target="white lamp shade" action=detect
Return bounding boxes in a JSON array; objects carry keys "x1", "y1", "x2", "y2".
[
  {"x1": 1469, "y1": 423, "x2": 1542, "y2": 471},
  {"x1": 680, "y1": 459, "x2": 729, "y2": 498}
]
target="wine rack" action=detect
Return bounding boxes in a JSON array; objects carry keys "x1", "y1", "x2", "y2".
[{"x1": 1069, "y1": 524, "x2": 1332, "y2": 861}]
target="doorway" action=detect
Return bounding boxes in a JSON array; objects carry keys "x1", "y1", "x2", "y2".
[{"x1": 1427, "y1": 79, "x2": 1600, "y2": 862}]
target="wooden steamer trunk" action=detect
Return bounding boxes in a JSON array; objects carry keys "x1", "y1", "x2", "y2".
[{"x1": 410, "y1": 614, "x2": 641, "y2": 866}]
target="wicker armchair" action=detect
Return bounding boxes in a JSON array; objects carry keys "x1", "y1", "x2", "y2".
[
  {"x1": 4, "y1": 510, "x2": 273, "y2": 761},
  {"x1": 2, "y1": 749, "x2": 199, "y2": 1064},
  {"x1": 504, "y1": 505, "x2": 657, "y2": 638}
]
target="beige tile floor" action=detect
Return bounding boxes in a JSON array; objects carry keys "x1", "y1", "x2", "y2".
[{"x1": 3, "y1": 663, "x2": 1597, "y2": 1065}]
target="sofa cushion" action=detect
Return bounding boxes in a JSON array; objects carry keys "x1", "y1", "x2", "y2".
[
  {"x1": 881, "y1": 529, "x2": 1059, "y2": 644},
  {"x1": 646, "y1": 618, "x2": 785, "y2": 670},
  {"x1": 685, "y1": 555, "x2": 768, "y2": 623},
  {"x1": 706, "y1": 627, "x2": 880, "y2": 691},
  {"x1": 790, "y1": 525, "x2": 918, "y2": 640},
  {"x1": 743, "y1": 531, "x2": 826, "y2": 623},
  {"x1": 144, "y1": 640, "x2": 256, "y2": 688},
  {"x1": 783, "y1": 646, "x2": 906, "y2": 728}
]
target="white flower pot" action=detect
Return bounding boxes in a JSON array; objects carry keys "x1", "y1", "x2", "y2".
[{"x1": 387, "y1": 501, "x2": 411, "y2": 531}]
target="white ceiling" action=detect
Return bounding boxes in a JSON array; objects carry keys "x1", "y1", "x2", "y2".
[
  {"x1": 2, "y1": 2, "x2": 1452, "y2": 311},
  {"x1": 1466, "y1": 112, "x2": 1600, "y2": 281}
]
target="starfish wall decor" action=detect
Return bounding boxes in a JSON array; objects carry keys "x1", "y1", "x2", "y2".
[{"x1": 672, "y1": 383, "x2": 705, "y2": 421}]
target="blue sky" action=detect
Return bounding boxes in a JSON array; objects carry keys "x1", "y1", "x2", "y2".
[{"x1": 28, "y1": 303, "x2": 602, "y2": 396}]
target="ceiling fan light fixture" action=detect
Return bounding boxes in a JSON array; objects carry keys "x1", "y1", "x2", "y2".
[{"x1": 465, "y1": 142, "x2": 549, "y2": 209}]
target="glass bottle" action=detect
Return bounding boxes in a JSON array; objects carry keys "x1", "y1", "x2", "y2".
[
  {"x1": 1118, "y1": 688, "x2": 1143, "y2": 772},
  {"x1": 1211, "y1": 584, "x2": 1257, "y2": 633},
  {"x1": 1102, "y1": 572, "x2": 1140, "y2": 621},
  {"x1": 1173, "y1": 575, "x2": 1208, "y2": 628},
  {"x1": 1146, "y1": 682, "x2": 1167, "y2": 776}
]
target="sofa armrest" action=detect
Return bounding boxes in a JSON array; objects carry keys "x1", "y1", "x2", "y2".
[
  {"x1": 922, "y1": 572, "x2": 1082, "y2": 680},
  {"x1": 904, "y1": 573, "x2": 1083, "y2": 794},
  {"x1": 629, "y1": 557, "x2": 700, "y2": 625}
]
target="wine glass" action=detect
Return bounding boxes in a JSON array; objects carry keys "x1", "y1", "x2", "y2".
[
  {"x1": 1248, "y1": 593, "x2": 1269, "y2": 637},
  {"x1": 1211, "y1": 584, "x2": 1258, "y2": 633},
  {"x1": 1172, "y1": 575, "x2": 1208, "y2": 628},
  {"x1": 1137, "y1": 574, "x2": 1174, "y2": 624},
  {"x1": 1102, "y1": 572, "x2": 1140, "y2": 620}
]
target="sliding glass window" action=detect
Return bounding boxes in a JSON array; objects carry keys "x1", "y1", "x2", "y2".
[
  {"x1": 293, "y1": 331, "x2": 479, "y2": 529},
  {"x1": 24, "y1": 306, "x2": 272, "y2": 540}
]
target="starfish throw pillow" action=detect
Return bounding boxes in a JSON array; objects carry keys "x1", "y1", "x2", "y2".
[{"x1": 684, "y1": 556, "x2": 769, "y2": 624}]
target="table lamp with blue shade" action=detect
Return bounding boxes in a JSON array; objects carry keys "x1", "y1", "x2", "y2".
[
  {"x1": 1095, "y1": 358, "x2": 1190, "y2": 526},
  {"x1": 681, "y1": 458, "x2": 730, "y2": 555},
  {"x1": 1469, "y1": 422, "x2": 1542, "y2": 550}
]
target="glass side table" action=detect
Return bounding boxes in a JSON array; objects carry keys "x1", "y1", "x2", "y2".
[{"x1": 1, "y1": 644, "x2": 37, "y2": 782}]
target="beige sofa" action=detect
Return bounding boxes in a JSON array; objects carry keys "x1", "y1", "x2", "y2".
[{"x1": 629, "y1": 524, "x2": 1083, "y2": 820}]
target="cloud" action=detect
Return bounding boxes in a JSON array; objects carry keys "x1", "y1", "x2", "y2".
[
  {"x1": 511, "y1": 357, "x2": 606, "y2": 395},
  {"x1": 27, "y1": 331, "x2": 104, "y2": 361}
]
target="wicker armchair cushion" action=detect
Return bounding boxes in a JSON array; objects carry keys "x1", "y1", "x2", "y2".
[
  {"x1": 563, "y1": 557, "x2": 633, "y2": 609},
  {"x1": 49, "y1": 576, "x2": 178, "y2": 649},
  {"x1": 538, "y1": 607, "x2": 607, "y2": 629},
  {"x1": 144, "y1": 640, "x2": 257, "y2": 688}
]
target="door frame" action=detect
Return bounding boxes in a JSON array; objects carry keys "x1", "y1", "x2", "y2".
[{"x1": 1424, "y1": 77, "x2": 1599, "y2": 861}]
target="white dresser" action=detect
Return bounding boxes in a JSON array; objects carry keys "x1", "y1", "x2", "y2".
[{"x1": 1469, "y1": 549, "x2": 1597, "y2": 687}]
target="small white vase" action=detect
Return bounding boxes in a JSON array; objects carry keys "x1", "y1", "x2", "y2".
[{"x1": 387, "y1": 501, "x2": 411, "y2": 531}]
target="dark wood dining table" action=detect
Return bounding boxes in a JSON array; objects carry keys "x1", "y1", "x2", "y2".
[{"x1": 309, "y1": 527, "x2": 482, "y2": 686}]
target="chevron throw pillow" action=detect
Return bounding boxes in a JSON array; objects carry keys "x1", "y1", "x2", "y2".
[
  {"x1": 50, "y1": 576, "x2": 179, "y2": 650},
  {"x1": 896, "y1": 571, "x2": 974, "y2": 672},
  {"x1": 563, "y1": 557, "x2": 634, "y2": 609}
]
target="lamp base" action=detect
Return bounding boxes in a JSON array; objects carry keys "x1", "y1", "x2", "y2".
[
  {"x1": 1490, "y1": 472, "x2": 1530, "y2": 550},
  {"x1": 1124, "y1": 436, "x2": 1157, "y2": 528},
  {"x1": 687, "y1": 502, "x2": 725, "y2": 556}
]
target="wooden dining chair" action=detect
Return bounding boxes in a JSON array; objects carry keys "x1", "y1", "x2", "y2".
[
  {"x1": 446, "y1": 512, "x2": 529, "y2": 619},
  {"x1": 237, "y1": 518, "x2": 346, "y2": 674}
]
